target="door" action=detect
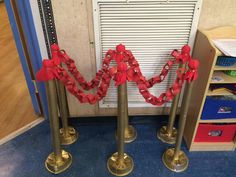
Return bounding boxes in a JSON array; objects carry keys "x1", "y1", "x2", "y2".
[
  {"x1": 5, "y1": 0, "x2": 48, "y2": 117},
  {"x1": 0, "y1": 0, "x2": 47, "y2": 143}
]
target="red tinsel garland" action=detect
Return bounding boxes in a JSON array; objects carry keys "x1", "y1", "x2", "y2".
[{"x1": 36, "y1": 44, "x2": 199, "y2": 105}]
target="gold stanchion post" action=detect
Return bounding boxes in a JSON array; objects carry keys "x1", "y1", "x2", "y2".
[
  {"x1": 157, "y1": 93, "x2": 179, "y2": 144},
  {"x1": 57, "y1": 82, "x2": 78, "y2": 145},
  {"x1": 162, "y1": 81, "x2": 194, "y2": 172},
  {"x1": 45, "y1": 80, "x2": 72, "y2": 174},
  {"x1": 107, "y1": 84, "x2": 134, "y2": 176},
  {"x1": 157, "y1": 64, "x2": 184, "y2": 144},
  {"x1": 118, "y1": 82, "x2": 137, "y2": 143}
]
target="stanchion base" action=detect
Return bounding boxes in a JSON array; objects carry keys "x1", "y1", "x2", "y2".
[
  {"x1": 124, "y1": 125, "x2": 137, "y2": 143},
  {"x1": 59, "y1": 126, "x2": 78, "y2": 145},
  {"x1": 157, "y1": 126, "x2": 177, "y2": 144},
  {"x1": 45, "y1": 150, "x2": 72, "y2": 174},
  {"x1": 115, "y1": 125, "x2": 137, "y2": 143},
  {"x1": 107, "y1": 152, "x2": 134, "y2": 176},
  {"x1": 162, "y1": 148, "x2": 189, "y2": 173}
]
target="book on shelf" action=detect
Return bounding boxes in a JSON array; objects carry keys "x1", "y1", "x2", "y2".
[{"x1": 210, "y1": 84, "x2": 236, "y2": 94}]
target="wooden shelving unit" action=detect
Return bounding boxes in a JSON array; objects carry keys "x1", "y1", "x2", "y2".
[{"x1": 184, "y1": 26, "x2": 236, "y2": 151}]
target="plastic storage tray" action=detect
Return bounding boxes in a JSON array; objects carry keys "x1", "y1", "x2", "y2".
[
  {"x1": 194, "y1": 123, "x2": 236, "y2": 142},
  {"x1": 216, "y1": 56, "x2": 236, "y2": 67},
  {"x1": 201, "y1": 96, "x2": 236, "y2": 120}
]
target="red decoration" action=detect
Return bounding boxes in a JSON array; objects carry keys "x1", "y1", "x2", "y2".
[
  {"x1": 185, "y1": 59, "x2": 200, "y2": 83},
  {"x1": 36, "y1": 44, "x2": 199, "y2": 105},
  {"x1": 195, "y1": 124, "x2": 236, "y2": 142}
]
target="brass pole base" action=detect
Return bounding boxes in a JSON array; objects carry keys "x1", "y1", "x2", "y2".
[
  {"x1": 124, "y1": 125, "x2": 137, "y2": 143},
  {"x1": 162, "y1": 148, "x2": 189, "y2": 173},
  {"x1": 45, "y1": 150, "x2": 72, "y2": 174},
  {"x1": 116, "y1": 125, "x2": 137, "y2": 144},
  {"x1": 107, "y1": 152, "x2": 134, "y2": 176},
  {"x1": 157, "y1": 126, "x2": 177, "y2": 144},
  {"x1": 59, "y1": 126, "x2": 78, "y2": 145}
]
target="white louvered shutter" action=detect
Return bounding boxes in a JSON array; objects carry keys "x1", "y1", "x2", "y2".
[{"x1": 93, "y1": 0, "x2": 202, "y2": 108}]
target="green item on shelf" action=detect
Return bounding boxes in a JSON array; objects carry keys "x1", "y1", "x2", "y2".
[{"x1": 224, "y1": 70, "x2": 236, "y2": 77}]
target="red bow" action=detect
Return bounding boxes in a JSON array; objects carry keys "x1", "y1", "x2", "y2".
[
  {"x1": 114, "y1": 62, "x2": 128, "y2": 86},
  {"x1": 185, "y1": 59, "x2": 199, "y2": 83},
  {"x1": 36, "y1": 59, "x2": 58, "y2": 81},
  {"x1": 114, "y1": 44, "x2": 126, "y2": 63},
  {"x1": 116, "y1": 44, "x2": 126, "y2": 53},
  {"x1": 171, "y1": 45, "x2": 191, "y2": 63},
  {"x1": 36, "y1": 44, "x2": 62, "y2": 81}
]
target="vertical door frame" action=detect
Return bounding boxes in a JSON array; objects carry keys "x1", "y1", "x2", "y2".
[{"x1": 5, "y1": 0, "x2": 49, "y2": 117}]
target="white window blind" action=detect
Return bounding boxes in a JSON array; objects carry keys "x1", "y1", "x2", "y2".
[{"x1": 93, "y1": 0, "x2": 202, "y2": 108}]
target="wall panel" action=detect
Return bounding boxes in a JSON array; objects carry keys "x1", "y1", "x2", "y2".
[
  {"x1": 198, "y1": 0, "x2": 236, "y2": 29},
  {"x1": 51, "y1": 0, "x2": 236, "y2": 116},
  {"x1": 52, "y1": 0, "x2": 97, "y2": 116}
]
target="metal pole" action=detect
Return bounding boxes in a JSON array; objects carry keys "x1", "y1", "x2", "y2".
[
  {"x1": 173, "y1": 82, "x2": 193, "y2": 160},
  {"x1": 117, "y1": 84, "x2": 125, "y2": 160},
  {"x1": 57, "y1": 82, "x2": 78, "y2": 145},
  {"x1": 123, "y1": 82, "x2": 137, "y2": 143},
  {"x1": 57, "y1": 82, "x2": 69, "y2": 131},
  {"x1": 162, "y1": 81, "x2": 194, "y2": 172},
  {"x1": 47, "y1": 81, "x2": 62, "y2": 159},
  {"x1": 167, "y1": 63, "x2": 185, "y2": 134},
  {"x1": 124, "y1": 82, "x2": 129, "y2": 132},
  {"x1": 45, "y1": 80, "x2": 72, "y2": 174},
  {"x1": 107, "y1": 84, "x2": 134, "y2": 176},
  {"x1": 157, "y1": 64, "x2": 184, "y2": 144},
  {"x1": 166, "y1": 93, "x2": 181, "y2": 134}
]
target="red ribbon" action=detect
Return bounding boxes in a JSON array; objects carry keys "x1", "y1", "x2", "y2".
[
  {"x1": 114, "y1": 62, "x2": 128, "y2": 86},
  {"x1": 36, "y1": 44, "x2": 199, "y2": 105},
  {"x1": 185, "y1": 59, "x2": 200, "y2": 83},
  {"x1": 36, "y1": 59, "x2": 58, "y2": 81},
  {"x1": 171, "y1": 45, "x2": 191, "y2": 63}
]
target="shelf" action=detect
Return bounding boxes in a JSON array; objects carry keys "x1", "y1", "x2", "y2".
[
  {"x1": 190, "y1": 142, "x2": 235, "y2": 151},
  {"x1": 211, "y1": 71, "x2": 236, "y2": 84},
  {"x1": 200, "y1": 118, "x2": 236, "y2": 123},
  {"x1": 184, "y1": 27, "x2": 236, "y2": 151},
  {"x1": 207, "y1": 89, "x2": 234, "y2": 96},
  {"x1": 214, "y1": 64, "x2": 236, "y2": 71}
]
